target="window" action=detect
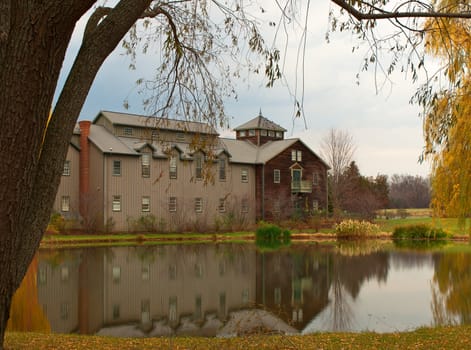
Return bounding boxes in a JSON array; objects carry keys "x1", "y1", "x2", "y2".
[
  {"x1": 242, "y1": 289, "x2": 249, "y2": 304},
  {"x1": 195, "y1": 263, "x2": 203, "y2": 277},
  {"x1": 169, "y1": 197, "x2": 177, "y2": 212},
  {"x1": 241, "y1": 169, "x2": 248, "y2": 183},
  {"x1": 274, "y1": 169, "x2": 280, "y2": 183},
  {"x1": 112, "y1": 195, "x2": 121, "y2": 212},
  {"x1": 219, "y1": 261, "x2": 226, "y2": 276},
  {"x1": 123, "y1": 127, "x2": 133, "y2": 136},
  {"x1": 61, "y1": 196, "x2": 70, "y2": 212},
  {"x1": 195, "y1": 155, "x2": 203, "y2": 180},
  {"x1": 276, "y1": 131, "x2": 283, "y2": 138},
  {"x1": 169, "y1": 296, "x2": 178, "y2": 322},
  {"x1": 194, "y1": 295, "x2": 202, "y2": 320},
  {"x1": 313, "y1": 200, "x2": 319, "y2": 211},
  {"x1": 248, "y1": 129, "x2": 255, "y2": 136},
  {"x1": 268, "y1": 131, "x2": 274, "y2": 137},
  {"x1": 239, "y1": 130, "x2": 246, "y2": 137},
  {"x1": 169, "y1": 265, "x2": 177, "y2": 280},
  {"x1": 195, "y1": 197, "x2": 203, "y2": 213},
  {"x1": 60, "y1": 266, "x2": 69, "y2": 282},
  {"x1": 141, "y1": 300, "x2": 150, "y2": 324},
  {"x1": 219, "y1": 159, "x2": 226, "y2": 181},
  {"x1": 142, "y1": 265, "x2": 150, "y2": 281},
  {"x1": 274, "y1": 288, "x2": 282, "y2": 305},
  {"x1": 38, "y1": 267, "x2": 47, "y2": 285},
  {"x1": 141, "y1": 154, "x2": 150, "y2": 178},
  {"x1": 112, "y1": 160, "x2": 121, "y2": 176},
  {"x1": 219, "y1": 292, "x2": 226, "y2": 317},
  {"x1": 113, "y1": 304, "x2": 120, "y2": 320},
  {"x1": 176, "y1": 132, "x2": 185, "y2": 141},
  {"x1": 151, "y1": 130, "x2": 159, "y2": 140},
  {"x1": 291, "y1": 150, "x2": 302, "y2": 162},
  {"x1": 218, "y1": 198, "x2": 226, "y2": 213},
  {"x1": 313, "y1": 171, "x2": 319, "y2": 185},
  {"x1": 261, "y1": 129, "x2": 267, "y2": 136},
  {"x1": 60, "y1": 303, "x2": 69, "y2": 320},
  {"x1": 112, "y1": 266, "x2": 121, "y2": 283},
  {"x1": 142, "y1": 196, "x2": 150, "y2": 212},
  {"x1": 62, "y1": 160, "x2": 70, "y2": 176},
  {"x1": 241, "y1": 199, "x2": 249, "y2": 213},
  {"x1": 169, "y1": 156, "x2": 177, "y2": 179}
]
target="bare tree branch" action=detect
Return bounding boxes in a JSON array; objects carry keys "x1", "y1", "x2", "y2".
[{"x1": 331, "y1": 0, "x2": 471, "y2": 20}]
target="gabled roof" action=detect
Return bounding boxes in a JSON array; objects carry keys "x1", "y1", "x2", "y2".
[
  {"x1": 233, "y1": 112, "x2": 287, "y2": 132},
  {"x1": 89, "y1": 125, "x2": 139, "y2": 156},
  {"x1": 220, "y1": 138, "x2": 258, "y2": 164},
  {"x1": 222, "y1": 137, "x2": 330, "y2": 168},
  {"x1": 94, "y1": 110, "x2": 219, "y2": 135}
]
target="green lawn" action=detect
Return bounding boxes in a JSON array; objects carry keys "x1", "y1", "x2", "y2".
[
  {"x1": 375, "y1": 217, "x2": 471, "y2": 237},
  {"x1": 6, "y1": 326, "x2": 471, "y2": 349}
]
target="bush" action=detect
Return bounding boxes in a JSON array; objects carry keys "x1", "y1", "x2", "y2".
[
  {"x1": 255, "y1": 222, "x2": 291, "y2": 250},
  {"x1": 334, "y1": 219, "x2": 380, "y2": 239},
  {"x1": 392, "y1": 224, "x2": 448, "y2": 240}
]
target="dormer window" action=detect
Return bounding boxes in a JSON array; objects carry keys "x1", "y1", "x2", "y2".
[{"x1": 123, "y1": 127, "x2": 133, "y2": 136}]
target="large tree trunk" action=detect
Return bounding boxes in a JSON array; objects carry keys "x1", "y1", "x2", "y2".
[{"x1": 0, "y1": 1, "x2": 152, "y2": 347}]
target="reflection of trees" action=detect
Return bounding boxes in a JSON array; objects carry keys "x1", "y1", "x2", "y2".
[
  {"x1": 324, "y1": 250, "x2": 390, "y2": 331},
  {"x1": 7, "y1": 255, "x2": 50, "y2": 332},
  {"x1": 431, "y1": 253, "x2": 471, "y2": 325},
  {"x1": 328, "y1": 273, "x2": 353, "y2": 331}
]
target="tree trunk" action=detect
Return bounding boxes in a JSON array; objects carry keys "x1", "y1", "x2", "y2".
[
  {"x1": 0, "y1": 0, "x2": 153, "y2": 347},
  {"x1": 0, "y1": 2, "x2": 97, "y2": 347}
]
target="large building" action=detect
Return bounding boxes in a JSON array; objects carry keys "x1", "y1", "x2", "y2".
[{"x1": 53, "y1": 110, "x2": 329, "y2": 232}]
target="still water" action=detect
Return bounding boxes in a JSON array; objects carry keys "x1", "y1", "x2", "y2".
[{"x1": 9, "y1": 241, "x2": 471, "y2": 336}]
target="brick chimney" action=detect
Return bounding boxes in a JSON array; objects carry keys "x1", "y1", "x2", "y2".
[{"x1": 79, "y1": 121, "x2": 91, "y2": 218}]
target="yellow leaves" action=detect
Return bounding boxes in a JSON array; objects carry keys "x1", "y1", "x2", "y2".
[{"x1": 7, "y1": 255, "x2": 51, "y2": 333}]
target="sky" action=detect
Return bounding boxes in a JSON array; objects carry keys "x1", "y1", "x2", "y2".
[{"x1": 55, "y1": 1, "x2": 431, "y2": 178}]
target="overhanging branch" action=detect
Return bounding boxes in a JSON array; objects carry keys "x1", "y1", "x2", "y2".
[{"x1": 331, "y1": 0, "x2": 471, "y2": 20}]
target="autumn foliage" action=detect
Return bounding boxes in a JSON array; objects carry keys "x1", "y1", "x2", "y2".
[{"x1": 6, "y1": 256, "x2": 50, "y2": 333}]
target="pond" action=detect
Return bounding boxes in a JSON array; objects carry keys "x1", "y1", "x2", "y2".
[{"x1": 8, "y1": 241, "x2": 471, "y2": 337}]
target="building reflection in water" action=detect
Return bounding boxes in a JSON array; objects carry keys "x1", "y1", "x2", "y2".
[{"x1": 13, "y1": 242, "x2": 471, "y2": 337}]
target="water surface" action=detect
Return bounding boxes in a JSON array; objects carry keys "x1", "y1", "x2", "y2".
[{"x1": 10, "y1": 241, "x2": 471, "y2": 336}]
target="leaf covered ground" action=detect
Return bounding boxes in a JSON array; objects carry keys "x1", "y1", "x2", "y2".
[{"x1": 6, "y1": 326, "x2": 471, "y2": 349}]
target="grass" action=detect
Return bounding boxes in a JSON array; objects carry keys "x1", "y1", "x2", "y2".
[
  {"x1": 6, "y1": 326, "x2": 471, "y2": 349},
  {"x1": 375, "y1": 217, "x2": 471, "y2": 237},
  {"x1": 41, "y1": 231, "x2": 253, "y2": 248}
]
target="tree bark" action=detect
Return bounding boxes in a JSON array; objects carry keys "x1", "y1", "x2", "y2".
[{"x1": 0, "y1": 0, "x2": 152, "y2": 347}]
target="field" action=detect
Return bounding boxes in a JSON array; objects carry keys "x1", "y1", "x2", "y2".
[{"x1": 375, "y1": 208, "x2": 470, "y2": 237}]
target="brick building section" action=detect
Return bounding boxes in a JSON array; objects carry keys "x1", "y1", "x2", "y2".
[
  {"x1": 78, "y1": 120, "x2": 91, "y2": 218},
  {"x1": 255, "y1": 140, "x2": 328, "y2": 221}
]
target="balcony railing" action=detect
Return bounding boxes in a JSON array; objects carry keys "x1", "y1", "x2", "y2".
[{"x1": 291, "y1": 180, "x2": 312, "y2": 193}]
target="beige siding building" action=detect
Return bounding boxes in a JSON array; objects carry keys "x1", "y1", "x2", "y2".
[{"x1": 54, "y1": 110, "x2": 328, "y2": 232}]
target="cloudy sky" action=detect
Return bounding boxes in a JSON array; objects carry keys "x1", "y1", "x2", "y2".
[{"x1": 55, "y1": 1, "x2": 431, "y2": 177}]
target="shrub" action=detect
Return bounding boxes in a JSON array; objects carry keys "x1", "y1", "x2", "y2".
[
  {"x1": 392, "y1": 224, "x2": 448, "y2": 240},
  {"x1": 334, "y1": 219, "x2": 380, "y2": 239},
  {"x1": 256, "y1": 222, "x2": 291, "y2": 250}
]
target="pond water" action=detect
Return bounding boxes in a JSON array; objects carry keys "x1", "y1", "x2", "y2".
[{"x1": 9, "y1": 241, "x2": 471, "y2": 337}]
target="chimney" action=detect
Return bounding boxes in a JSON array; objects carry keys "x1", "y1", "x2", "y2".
[{"x1": 79, "y1": 120, "x2": 91, "y2": 218}]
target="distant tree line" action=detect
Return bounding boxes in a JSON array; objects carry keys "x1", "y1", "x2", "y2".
[
  {"x1": 327, "y1": 169, "x2": 431, "y2": 219},
  {"x1": 388, "y1": 174, "x2": 430, "y2": 209}
]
